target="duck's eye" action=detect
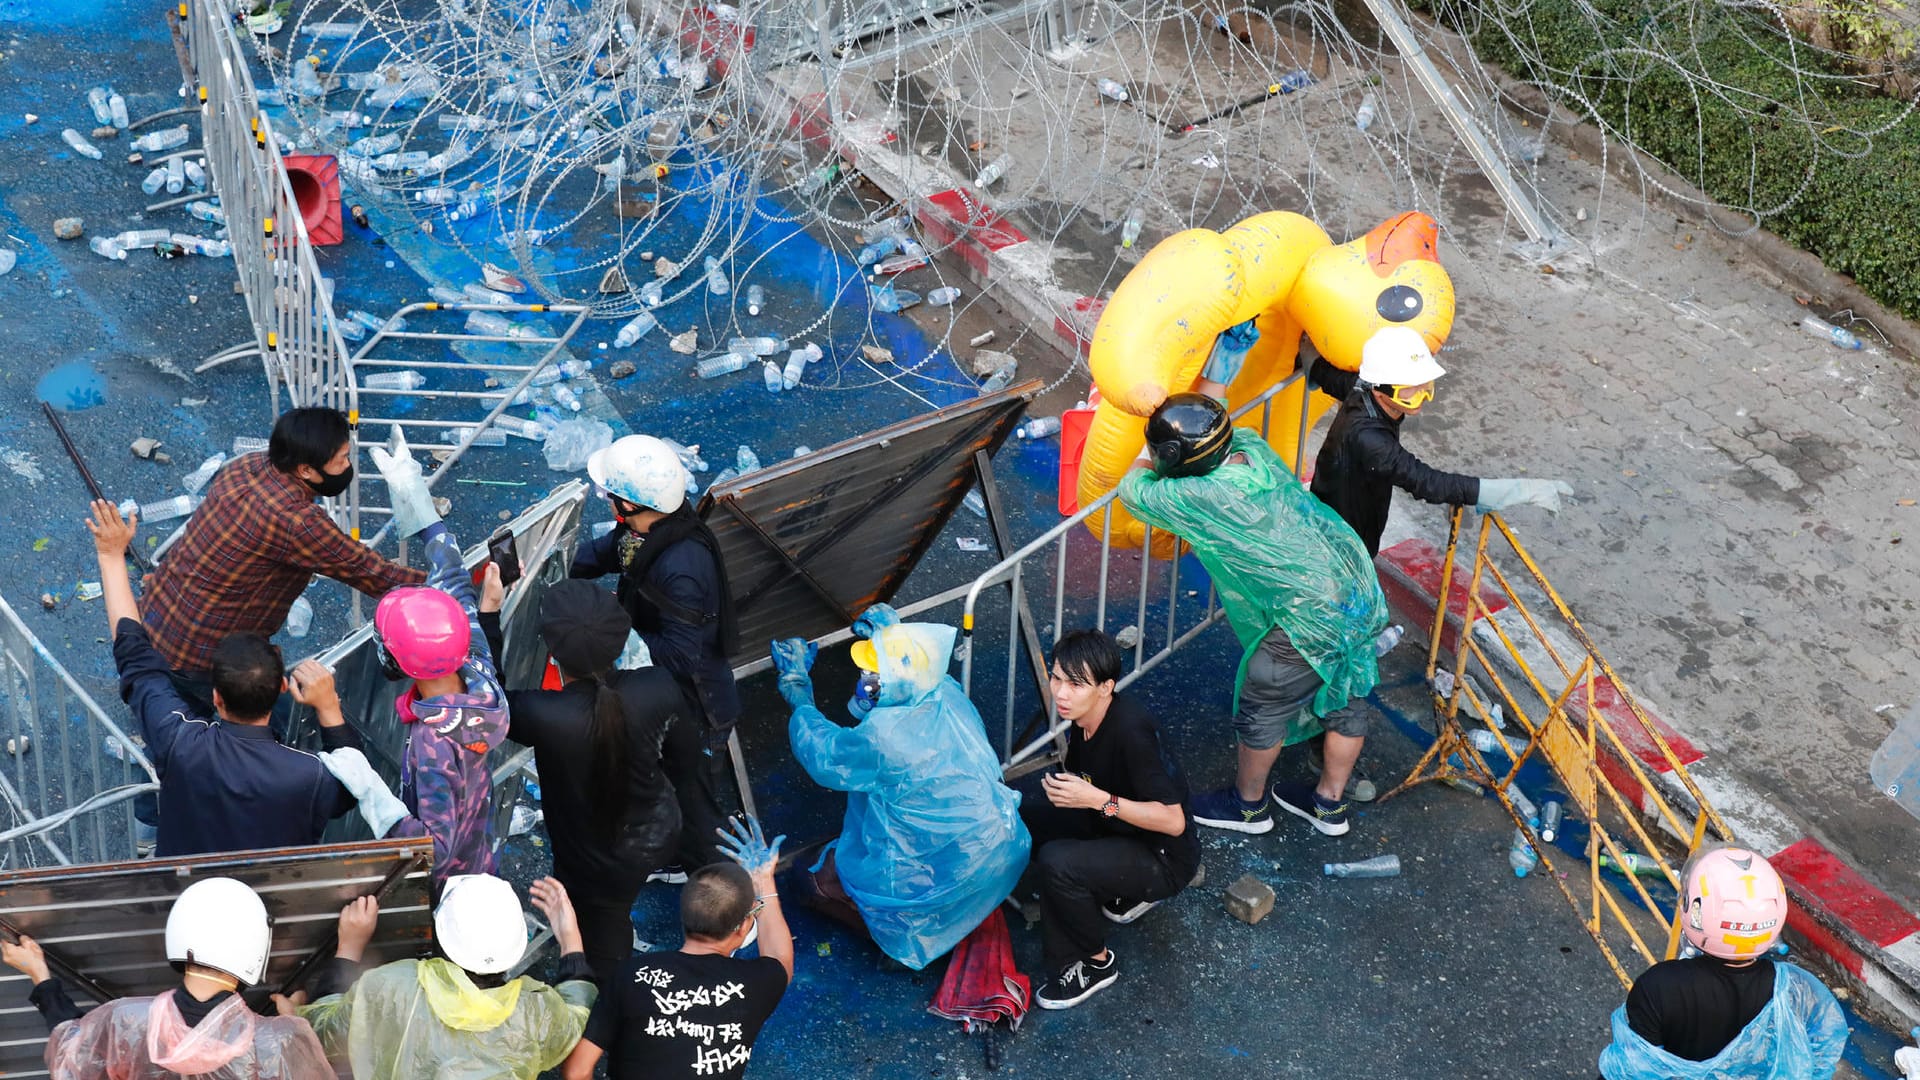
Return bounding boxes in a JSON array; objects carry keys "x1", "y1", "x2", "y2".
[{"x1": 1377, "y1": 285, "x2": 1423, "y2": 323}]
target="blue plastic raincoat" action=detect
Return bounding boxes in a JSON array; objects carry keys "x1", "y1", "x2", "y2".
[
  {"x1": 788, "y1": 621, "x2": 1031, "y2": 970},
  {"x1": 1598, "y1": 961, "x2": 1847, "y2": 1079}
]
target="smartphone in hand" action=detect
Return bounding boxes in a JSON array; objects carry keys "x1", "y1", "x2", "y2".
[{"x1": 487, "y1": 528, "x2": 523, "y2": 588}]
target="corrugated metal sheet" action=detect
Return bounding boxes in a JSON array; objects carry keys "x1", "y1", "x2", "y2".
[
  {"x1": 702, "y1": 380, "x2": 1038, "y2": 668},
  {"x1": 0, "y1": 838, "x2": 432, "y2": 1078}
]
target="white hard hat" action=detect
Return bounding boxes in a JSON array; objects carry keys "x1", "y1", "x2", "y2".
[
  {"x1": 165, "y1": 877, "x2": 272, "y2": 986},
  {"x1": 434, "y1": 874, "x2": 527, "y2": 975},
  {"x1": 587, "y1": 435, "x2": 690, "y2": 515},
  {"x1": 1358, "y1": 326, "x2": 1446, "y2": 388}
]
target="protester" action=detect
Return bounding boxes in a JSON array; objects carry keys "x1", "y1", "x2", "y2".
[
  {"x1": 771, "y1": 603, "x2": 1029, "y2": 970},
  {"x1": 1013, "y1": 630, "x2": 1199, "y2": 1010},
  {"x1": 571, "y1": 434, "x2": 734, "y2": 878},
  {"x1": 1599, "y1": 846, "x2": 1845, "y2": 1078},
  {"x1": 84, "y1": 500, "x2": 363, "y2": 856},
  {"x1": 562, "y1": 817, "x2": 793, "y2": 1080},
  {"x1": 478, "y1": 574, "x2": 686, "y2": 984},
  {"x1": 3, "y1": 877, "x2": 333, "y2": 1079},
  {"x1": 1121, "y1": 393, "x2": 1387, "y2": 838},
  {"x1": 292, "y1": 876, "x2": 595, "y2": 1078},
  {"x1": 313, "y1": 429, "x2": 505, "y2": 892}
]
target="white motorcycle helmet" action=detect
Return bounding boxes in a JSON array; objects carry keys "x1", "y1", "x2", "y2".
[
  {"x1": 165, "y1": 877, "x2": 272, "y2": 986},
  {"x1": 434, "y1": 874, "x2": 528, "y2": 975},
  {"x1": 587, "y1": 435, "x2": 691, "y2": 515}
]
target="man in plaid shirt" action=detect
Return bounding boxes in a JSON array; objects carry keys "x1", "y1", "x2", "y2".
[{"x1": 142, "y1": 407, "x2": 425, "y2": 695}]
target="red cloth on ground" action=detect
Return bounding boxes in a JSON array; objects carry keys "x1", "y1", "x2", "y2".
[{"x1": 929, "y1": 908, "x2": 1029, "y2": 1032}]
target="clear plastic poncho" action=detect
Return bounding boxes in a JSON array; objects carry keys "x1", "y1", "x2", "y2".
[
  {"x1": 789, "y1": 621, "x2": 1032, "y2": 970},
  {"x1": 1121, "y1": 428, "x2": 1386, "y2": 743},
  {"x1": 300, "y1": 957, "x2": 595, "y2": 1079},
  {"x1": 1598, "y1": 961, "x2": 1848, "y2": 1080},
  {"x1": 45, "y1": 993, "x2": 334, "y2": 1079}
]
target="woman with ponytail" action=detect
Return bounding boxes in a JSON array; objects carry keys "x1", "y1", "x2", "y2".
[{"x1": 479, "y1": 574, "x2": 690, "y2": 984}]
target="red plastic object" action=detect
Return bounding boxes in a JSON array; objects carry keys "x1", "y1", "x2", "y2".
[
  {"x1": 680, "y1": 6, "x2": 755, "y2": 80},
  {"x1": 1055, "y1": 386, "x2": 1101, "y2": 516},
  {"x1": 281, "y1": 153, "x2": 342, "y2": 246},
  {"x1": 541, "y1": 657, "x2": 563, "y2": 691}
]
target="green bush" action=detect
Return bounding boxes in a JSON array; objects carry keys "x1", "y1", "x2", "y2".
[{"x1": 1422, "y1": 0, "x2": 1920, "y2": 319}]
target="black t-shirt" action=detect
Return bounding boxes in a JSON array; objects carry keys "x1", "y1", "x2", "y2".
[
  {"x1": 1625, "y1": 956, "x2": 1776, "y2": 1061},
  {"x1": 1062, "y1": 692, "x2": 1200, "y2": 873},
  {"x1": 584, "y1": 951, "x2": 789, "y2": 1079}
]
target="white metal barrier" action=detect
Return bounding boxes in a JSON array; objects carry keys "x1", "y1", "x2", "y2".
[{"x1": 0, "y1": 595, "x2": 157, "y2": 868}]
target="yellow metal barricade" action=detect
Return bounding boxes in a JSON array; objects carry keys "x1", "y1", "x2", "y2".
[{"x1": 1388, "y1": 507, "x2": 1735, "y2": 987}]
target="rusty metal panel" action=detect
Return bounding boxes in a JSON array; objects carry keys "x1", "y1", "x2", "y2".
[
  {"x1": 700, "y1": 381, "x2": 1038, "y2": 669},
  {"x1": 0, "y1": 838, "x2": 432, "y2": 1078}
]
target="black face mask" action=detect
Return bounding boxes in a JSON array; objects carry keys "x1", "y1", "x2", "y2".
[{"x1": 303, "y1": 464, "x2": 353, "y2": 498}]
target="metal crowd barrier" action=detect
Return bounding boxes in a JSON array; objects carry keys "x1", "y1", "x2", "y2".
[
  {"x1": 0, "y1": 595, "x2": 157, "y2": 868},
  {"x1": 956, "y1": 375, "x2": 1316, "y2": 777},
  {"x1": 1387, "y1": 507, "x2": 1734, "y2": 988}
]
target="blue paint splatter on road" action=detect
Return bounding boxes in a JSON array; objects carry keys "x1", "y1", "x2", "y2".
[{"x1": 35, "y1": 361, "x2": 105, "y2": 411}]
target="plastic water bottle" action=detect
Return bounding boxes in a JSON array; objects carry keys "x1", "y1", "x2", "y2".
[
  {"x1": 185, "y1": 200, "x2": 225, "y2": 225},
  {"x1": 530, "y1": 359, "x2": 591, "y2": 385},
  {"x1": 348, "y1": 309, "x2": 402, "y2": 335},
  {"x1": 640, "y1": 280, "x2": 665, "y2": 308},
  {"x1": 782, "y1": 342, "x2": 819, "y2": 389},
  {"x1": 140, "y1": 167, "x2": 168, "y2": 195},
  {"x1": 232, "y1": 436, "x2": 269, "y2": 456},
  {"x1": 1539, "y1": 800, "x2": 1563, "y2": 844},
  {"x1": 728, "y1": 336, "x2": 784, "y2": 357},
  {"x1": 1508, "y1": 816, "x2": 1541, "y2": 878},
  {"x1": 696, "y1": 352, "x2": 754, "y2": 379},
  {"x1": 1096, "y1": 77, "x2": 1129, "y2": 102},
  {"x1": 465, "y1": 311, "x2": 537, "y2": 339},
  {"x1": 182, "y1": 159, "x2": 205, "y2": 189},
  {"x1": 284, "y1": 595, "x2": 314, "y2": 638},
  {"x1": 89, "y1": 235, "x2": 128, "y2": 260},
  {"x1": 1121, "y1": 206, "x2": 1144, "y2": 249},
  {"x1": 87, "y1": 87, "x2": 113, "y2": 125},
  {"x1": 133, "y1": 126, "x2": 190, "y2": 153},
  {"x1": 1507, "y1": 785, "x2": 1539, "y2": 826},
  {"x1": 1324, "y1": 854, "x2": 1401, "y2": 878},
  {"x1": 116, "y1": 229, "x2": 169, "y2": 247},
  {"x1": 415, "y1": 186, "x2": 459, "y2": 205},
  {"x1": 979, "y1": 364, "x2": 1017, "y2": 395},
  {"x1": 614, "y1": 312, "x2": 657, "y2": 347},
  {"x1": 1599, "y1": 852, "x2": 1665, "y2": 878},
  {"x1": 463, "y1": 283, "x2": 513, "y2": 305},
  {"x1": 704, "y1": 255, "x2": 730, "y2": 296},
  {"x1": 166, "y1": 156, "x2": 185, "y2": 195},
  {"x1": 493, "y1": 415, "x2": 548, "y2": 440},
  {"x1": 1276, "y1": 70, "x2": 1313, "y2": 93},
  {"x1": 736, "y1": 445, "x2": 761, "y2": 473},
  {"x1": 746, "y1": 284, "x2": 764, "y2": 316},
  {"x1": 1355, "y1": 92, "x2": 1378, "y2": 132},
  {"x1": 1018, "y1": 416, "x2": 1061, "y2": 439},
  {"x1": 870, "y1": 283, "x2": 919, "y2": 313},
  {"x1": 1374, "y1": 623, "x2": 1405, "y2": 656},
  {"x1": 928, "y1": 286, "x2": 962, "y2": 307},
  {"x1": 1467, "y1": 728, "x2": 1504, "y2": 755},
  {"x1": 140, "y1": 495, "x2": 199, "y2": 523},
  {"x1": 441, "y1": 426, "x2": 509, "y2": 447},
  {"x1": 973, "y1": 154, "x2": 1010, "y2": 189},
  {"x1": 1799, "y1": 315, "x2": 1863, "y2": 351},
  {"x1": 428, "y1": 285, "x2": 464, "y2": 304},
  {"x1": 181, "y1": 453, "x2": 226, "y2": 493},
  {"x1": 108, "y1": 91, "x2": 129, "y2": 130},
  {"x1": 62, "y1": 129, "x2": 104, "y2": 160},
  {"x1": 362, "y1": 371, "x2": 425, "y2": 391},
  {"x1": 762, "y1": 361, "x2": 782, "y2": 392},
  {"x1": 550, "y1": 384, "x2": 582, "y2": 412},
  {"x1": 855, "y1": 235, "x2": 899, "y2": 266}
]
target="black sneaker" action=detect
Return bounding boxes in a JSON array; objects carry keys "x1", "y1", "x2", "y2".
[
  {"x1": 1307, "y1": 741, "x2": 1378, "y2": 802},
  {"x1": 1036, "y1": 950, "x2": 1119, "y2": 1010},
  {"x1": 1271, "y1": 781, "x2": 1351, "y2": 836},
  {"x1": 1190, "y1": 787, "x2": 1274, "y2": 834},
  {"x1": 647, "y1": 865, "x2": 688, "y2": 885}
]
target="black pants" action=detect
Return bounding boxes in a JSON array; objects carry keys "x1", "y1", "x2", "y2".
[
  {"x1": 568, "y1": 884, "x2": 646, "y2": 988},
  {"x1": 1019, "y1": 794, "x2": 1189, "y2": 970},
  {"x1": 660, "y1": 714, "x2": 727, "y2": 869}
]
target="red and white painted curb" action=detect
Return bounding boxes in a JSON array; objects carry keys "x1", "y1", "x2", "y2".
[{"x1": 1380, "y1": 537, "x2": 1920, "y2": 1024}]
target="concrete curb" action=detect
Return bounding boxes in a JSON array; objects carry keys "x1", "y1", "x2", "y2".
[{"x1": 1379, "y1": 537, "x2": 1920, "y2": 1028}]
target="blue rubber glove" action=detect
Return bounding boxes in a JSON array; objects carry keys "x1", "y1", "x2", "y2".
[
  {"x1": 1201, "y1": 318, "x2": 1260, "y2": 386},
  {"x1": 851, "y1": 603, "x2": 901, "y2": 641},
  {"x1": 715, "y1": 814, "x2": 786, "y2": 873},
  {"x1": 771, "y1": 637, "x2": 818, "y2": 708}
]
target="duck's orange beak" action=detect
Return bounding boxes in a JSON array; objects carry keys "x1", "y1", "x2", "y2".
[{"x1": 1366, "y1": 212, "x2": 1440, "y2": 278}]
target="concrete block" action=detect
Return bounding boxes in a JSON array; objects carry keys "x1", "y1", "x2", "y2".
[{"x1": 1225, "y1": 874, "x2": 1274, "y2": 925}]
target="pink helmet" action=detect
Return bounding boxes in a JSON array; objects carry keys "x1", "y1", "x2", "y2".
[
  {"x1": 373, "y1": 587, "x2": 470, "y2": 680},
  {"x1": 1681, "y1": 846, "x2": 1788, "y2": 961}
]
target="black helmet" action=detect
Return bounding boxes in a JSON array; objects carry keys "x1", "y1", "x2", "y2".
[{"x1": 1145, "y1": 393, "x2": 1233, "y2": 478}]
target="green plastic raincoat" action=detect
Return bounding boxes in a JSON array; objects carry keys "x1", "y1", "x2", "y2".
[
  {"x1": 301, "y1": 957, "x2": 594, "y2": 1079},
  {"x1": 1120, "y1": 428, "x2": 1386, "y2": 744}
]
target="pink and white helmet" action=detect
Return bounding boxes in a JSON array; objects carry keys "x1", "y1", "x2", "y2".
[
  {"x1": 1681, "y1": 845, "x2": 1787, "y2": 961},
  {"x1": 374, "y1": 586, "x2": 470, "y2": 680}
]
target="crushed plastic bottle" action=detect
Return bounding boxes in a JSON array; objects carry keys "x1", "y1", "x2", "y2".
[
  {"x1": 88, "y1": 235, "x2": 128, "y2": 261},
  {"x1": 696, "y1": 352, "x2": 754, "y2": 379},
  {"x1": 1508, "y1": 815, "x2": 1541, "y2": 878},
  {"x1": 614, "y1": 312, "x2": 657, "y2": 348},
  {"x1": 746, "y1": 284, "x2": 764, "y2": 316},
  {"x1": 61, "y1": 129, "x2": 104, "y2": 160},
  {"x1": 181, "y1": 453, "x2": 226, "y2": 493},
  {"x1": 1374, "y1": 623, "x2": 1405, "y2": 656},
  {"x1": 762, "y1": 361, "x2": 782, "y2": 392},
  {"x1": 1539, "y1": 799, "x2": 1563, "y2": 843},
  {"x1": 1799, "y1": 314, "x2": 1864, "y2": 351},
  {"x1": 232, "y1": 436, "x2": 269, "y2": 455},
  {"x1": 285, "y1": 595, "x2": 314, "y2": 638},
  {"x1": 856, "y1": 235, "x2": 900, "y2": 266},
  {"x1": 1355, "y1": 92, "x2": 1378, "y2": 132},
  {"x1": 1017, "y1": 416, "x2": 1062, "y2": 439},
  {"x1": 1096, "y1": 77, "x2": 1129, "y2": 102},
  {"x1": 781, "y1": 342, "x2": 821, "y2": 389},
  {"x1": 131, "y1": 125, "x2": 190, "y2": 153},
  {"x1": 140, "y1": 495, "x2": 200, "y2": 523},
  {"x1": 727, "y1": 336, "x2": 784, "y2": 357},
  {"x1": 973, "y1": 153, "x2": 1011, "y2": 189},
  {"x1": 86, "y1": 87, "x2": 113, "y2": 126},
  {"x1": 736, "y1": 445, "x2": 761, "y2": 473},
  {"x1": 362, "y1": 371, "x2": 425, "y2": 391},
  {"x1": 108, "y1": 92, "x2": 128, "y2": 130},
  {"x1": 1324, "y1": 854, "x2": 1401, "y2": 879},
  {"x1": 928, "y1": 286, "x2": 962, "y2": 307},
  {"x1": 870, "y1": 282, "x2": 920, "y2": 313},
  {"x1": 1121, "y1": 206, "x2": 1144, "y2": 249},
  {"x1": 704, "y1": 255, "x2": 730, "y2": 296}
]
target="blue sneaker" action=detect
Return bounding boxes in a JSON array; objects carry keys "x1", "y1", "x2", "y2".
[
  {"x1": 1190, "y1": 788, "x2": 1273, "y2": 834},
  {"x1": 1272, "y1": 781, "x2": 1351, "y2": 837}
]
